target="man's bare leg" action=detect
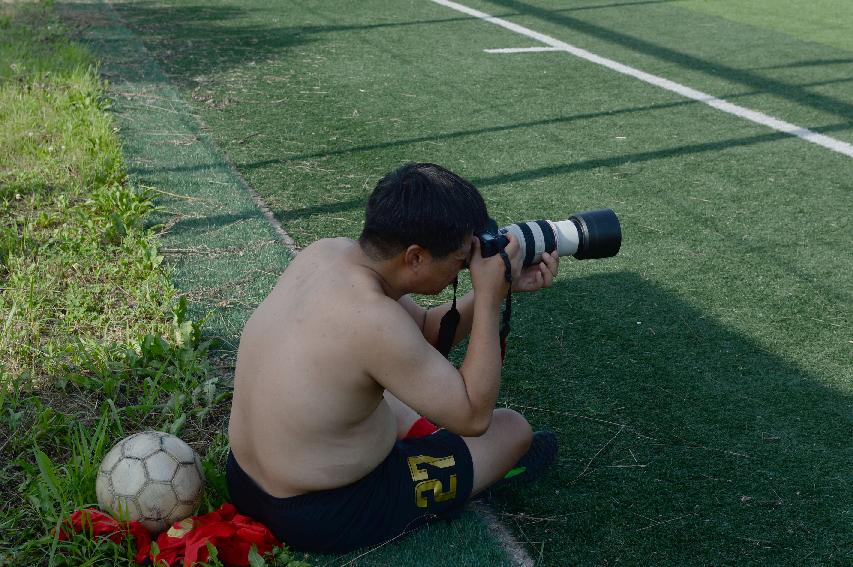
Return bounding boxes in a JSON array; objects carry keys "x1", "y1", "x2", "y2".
[
  {"x1": 383, "y1": 391, "x2": 533, "y2": 495},
  {"x1": 463, "y1": 408, "x2": 532, "y2": 495}
]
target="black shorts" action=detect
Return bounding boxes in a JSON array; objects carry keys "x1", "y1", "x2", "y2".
[{"x1": 226, "y1": 429, "x2": 474, "y2": 553}]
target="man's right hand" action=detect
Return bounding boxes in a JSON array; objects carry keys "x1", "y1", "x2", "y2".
[{"x1": 469, "y1": 234, "x2": 523, "y2": 308}]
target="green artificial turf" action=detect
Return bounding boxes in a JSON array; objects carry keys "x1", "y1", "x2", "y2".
[
  {"x1": 93, "y1": 0, "x2": 852, "y2": 564},
  {"x1": 678, "y1": 0, "x2": 853, "y2": 52}
]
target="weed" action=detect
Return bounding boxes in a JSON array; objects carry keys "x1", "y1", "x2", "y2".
[{"x1": 0, "y1": 3, "x2": 302, "y2": 564}]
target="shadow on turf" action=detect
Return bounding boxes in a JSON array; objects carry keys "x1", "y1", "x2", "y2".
[
  {"x1": 468, "y1": 122, "x2": 850, "y2": 190},
  {"x1": 487, "y1": 0, "x2": 853, "y2": 122},
  {"x1": 152, "y1": 119, "x2": 852, "y2": 311},
  {"x1": 553, "y1": 0, "x2": 682, "y2": 13},
  {"x1": 103, "y1": 0, "x2": 520, "y2": 88},
  {"x1": 131, "y1": 98, "x2": 698, "y2": 177},
  {"x1": 163, "y1": 197, "x2": 368, "y2": 237},
  {"x1": 750, "y1": 58, "x2": 853, "y2": 71},
  {"x1": 128, "y1": 104, "x2": 849, "y2": 181},
  {"x1": 488, "y1": 271, "x2": 849, "y2": 564},
  {"x1": 99, "y1": 0, "x2": 310, "y2": 88},
  {"x1": 94, "y1": 0, "x2": 853, "y2": 125}
]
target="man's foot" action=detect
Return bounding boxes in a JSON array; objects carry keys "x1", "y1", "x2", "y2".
[
  {"x1": 478, "y1": 431, "x2": 558, "y2": 497},
  {"x1": 504, "y1": 430, "x2": 558, "y2": 484}
]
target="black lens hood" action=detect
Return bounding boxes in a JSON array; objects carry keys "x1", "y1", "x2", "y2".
[{"x1": 569, "y1": 209, "x2": 622, "y2": 259}]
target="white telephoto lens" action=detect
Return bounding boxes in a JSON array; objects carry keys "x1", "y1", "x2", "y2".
[
  {"x1": 553, "y1": 219, "x2": 580, "y2": 257},
  {"x1": 502, "y1": 220, "x2": 572, "y2": 265},
  {"x1": 501, "y1": 222, "x2": 543, "y2": 265}
]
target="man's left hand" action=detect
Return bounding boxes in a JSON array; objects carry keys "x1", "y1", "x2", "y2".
[{"x1": 511, "y1": 251, "x2": 560, "y2": 293}]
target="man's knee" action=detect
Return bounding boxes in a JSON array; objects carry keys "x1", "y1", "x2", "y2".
[{"x1": 493, "y1": 408, "x2": 533, "y2": 454}]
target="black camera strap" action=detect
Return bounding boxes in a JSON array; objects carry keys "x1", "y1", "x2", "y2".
[
  {"x1": 436, "y1": 254, "x2": 514, "y2": 361},
  {"x1": 436, "y1": 277, "x2": 460, "y2": 358},
  {"x1": 498, "y1": 249, "x2": 513, "y2": 362}
]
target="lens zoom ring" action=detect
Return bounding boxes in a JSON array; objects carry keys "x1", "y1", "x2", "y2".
[{"x1": 517, "y1": 222, "x2": 536, "y2": 266}]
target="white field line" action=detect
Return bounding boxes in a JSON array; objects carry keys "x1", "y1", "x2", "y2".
[
  {"x1": 485, "y1": 46, "x2": 562, "y2": 53},
  {"x1": 431, "y1": 0, "x2": 853, "y2": 158}
]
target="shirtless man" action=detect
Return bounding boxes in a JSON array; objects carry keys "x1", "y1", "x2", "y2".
[{"x1": 227, "y1": 163, "x2": 560, "y2": 553}]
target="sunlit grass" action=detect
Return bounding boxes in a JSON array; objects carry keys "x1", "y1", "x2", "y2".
[
  {"x1": 0, "y1": 2, "x2": 173, "y2": 382},
  {"x1": 0, "y1": 4, "x2": 304, "y2": 564}
]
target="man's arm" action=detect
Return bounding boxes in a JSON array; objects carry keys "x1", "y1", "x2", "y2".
[
  {"x1": 369, "y1": 238, "x2": 517, "y2": 436},
  {"x1": 364, "y1": 296, "x2": 500, "y2": 437},
  {"x1": 397, "y1": 249, "x2": 559, "y2": 348},
  {"x1": 398, "y1": 292, "x2": 475, "y2": 349}
]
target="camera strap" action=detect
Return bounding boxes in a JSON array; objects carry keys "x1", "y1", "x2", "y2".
[
  {"x1": 436, "y1": 277, "x2": 460, "y2": 358},
  {"x1": 498, "y1": 249, "x2": 513, "y2": 362},
  {"x1": 435, "y1": 253, "x2": 513, "y2": 362}
]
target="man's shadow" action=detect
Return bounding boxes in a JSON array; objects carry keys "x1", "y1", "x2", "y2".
[{"x1": 485, "y1": 271, "x2": 850, "y2": 565}]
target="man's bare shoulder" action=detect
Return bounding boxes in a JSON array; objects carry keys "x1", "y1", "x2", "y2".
[
  {"x1": 300, "y1": 237, "x2": 353, "y2": 257},
  {"x1": 273, "y1": 238, "x2": 361, "y2": 295},
  {"x1": 278, "y1": 238, "x2": 412, "y2": 327}
]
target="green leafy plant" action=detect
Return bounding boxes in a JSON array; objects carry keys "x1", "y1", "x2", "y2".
[{"x1": 0, "y1": 3, "x2": 256, "y2": 564}]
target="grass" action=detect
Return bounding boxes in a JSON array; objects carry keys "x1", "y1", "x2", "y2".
[
  {"x1": 0, "y1": 1, "x2": 170, "y2": 382},
  {"x1": 102, "y1": 0, "x2": 852, "y2": 565},
  {"x1": 0, "y1": 3, "x2": 304, "y2": 565}
]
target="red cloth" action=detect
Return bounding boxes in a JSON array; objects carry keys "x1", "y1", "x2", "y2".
[
  {"x1": 405, "y1": 416, "x2": 440, "y2": 438},
  {"x1": 57, "y1": 503, "x2": 278, "y2": 566},
  {"x1": 153, "y1": 502, "x2": 279, "y2": 566},
  {"x1": 57, "y1": 509, "x2": 152, "y2": 564}
]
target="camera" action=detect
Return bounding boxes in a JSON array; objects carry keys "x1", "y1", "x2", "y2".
[{"x1": 478, "y1": 208, "x2": 622, "y2": 266}]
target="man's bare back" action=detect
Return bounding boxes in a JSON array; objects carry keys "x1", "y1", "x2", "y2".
[{"x1": 229, "y1": 238, "x2": 404, "y2": 497}]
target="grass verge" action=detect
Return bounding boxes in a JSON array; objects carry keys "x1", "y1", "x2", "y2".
[{"x1": 0, "y1": 3, "x2": 304, "y2": 564}]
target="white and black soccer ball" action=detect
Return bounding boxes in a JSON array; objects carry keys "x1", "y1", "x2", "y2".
[{"x1": 96, "y1": 431, "x2": 204, "y2": 534}]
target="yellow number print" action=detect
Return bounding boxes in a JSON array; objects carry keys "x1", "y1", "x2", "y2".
[{"x1": 407, "y1": 455, "x2": 458, "y2": 508}]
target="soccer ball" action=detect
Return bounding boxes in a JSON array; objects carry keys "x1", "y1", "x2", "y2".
[{"x1": 96, "y1": 431, "x2": 205, "y2": 534}]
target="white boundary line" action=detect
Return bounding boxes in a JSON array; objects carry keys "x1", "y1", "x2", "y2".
[
  {"x1": 485, "y1": 46, "x2": 562, "y2": 53},
  {"x1": 431, "y1": 0, "x2": 853, "y2": 158}
]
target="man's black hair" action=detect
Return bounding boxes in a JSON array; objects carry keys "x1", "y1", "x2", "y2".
[{"x1": 359, "y1": 163, "x2": 489, "y2": 260}]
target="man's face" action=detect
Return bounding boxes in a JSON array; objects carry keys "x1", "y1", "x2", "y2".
[{"x1": 421, "y1": 235, "x2": 474, "y2": 295}]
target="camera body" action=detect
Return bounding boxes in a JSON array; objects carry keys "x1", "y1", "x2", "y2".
[{"x1": 477, "y1": 209, "x2": 622, "y2": 266}]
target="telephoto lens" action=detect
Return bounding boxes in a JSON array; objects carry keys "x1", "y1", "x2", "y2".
[{"x1": 500, "y1": 209, "x2": 621, "y2": 267}]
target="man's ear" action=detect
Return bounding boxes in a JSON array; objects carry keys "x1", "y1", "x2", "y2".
[{"x1": 403, "y1": 244, "x2": 429, "y2": 272}]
